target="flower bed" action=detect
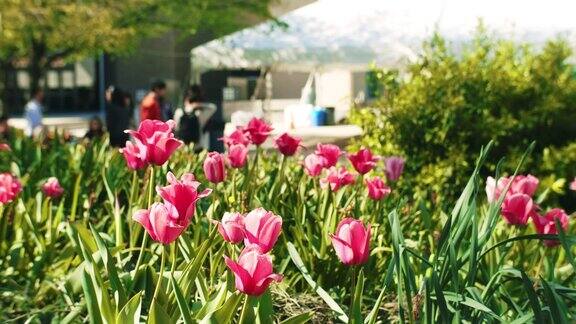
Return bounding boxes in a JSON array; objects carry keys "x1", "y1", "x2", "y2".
[{"x1": 0, "y1": 118, "x2": 574, "y2": 322}]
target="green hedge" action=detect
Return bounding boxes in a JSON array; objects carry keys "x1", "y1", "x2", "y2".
[{"x1": 350, "y1": 30, "x2": 576, "y2": 208}]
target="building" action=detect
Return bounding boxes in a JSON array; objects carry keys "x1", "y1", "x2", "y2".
[{"x1": 2, "y1": 0, "x2": 315, "y2": 117}]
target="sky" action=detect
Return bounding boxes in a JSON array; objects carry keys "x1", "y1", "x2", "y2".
[
  {"x1": 296, "y1": 0, "x2": 576, "y2": 40},
  {"x1": 192, "y1": 0, "x2": 576, "y2": 69}
]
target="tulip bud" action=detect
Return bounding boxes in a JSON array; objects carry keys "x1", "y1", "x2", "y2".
[
  {"x1": 384, "y1": 156, "x2": 405, "y2": 181},
  {"x1": 204, "y1": 152, "x2": 227, "y2": 183},
  {"x1": 275, "y1": 133, "x2": 302, "y2": 156},
  {"x1": 224, "y1": 246, "x2": 283, "y2": 296},
  {"x1": 243, "y1": 208, "x2": 282, "y2": 253},
  {"x1": 133, "y1": 203, "x2": 186, "y2": 245},
  {"x1": 501, "y1": 193, "x2": 533, "y2": 226},
  {"x1": 533, "y1": 208, "x2": 570, "y2": 247},
  {"x1": 304, "y1": 154, "x2": 326, "y2": 177},
  {"x1": 348, "y1": 148, "x2": 378, "y2": 175},
  {"x1": 216, "y1": 212, "x2": 245, "y2": 244},
  {"x1": 42, "y1": 177, "x2": 64, "y2": 198},
  {"x1": 315, "y1": 143, "x2": 342, "y2": 168},
  {"x1": 320, "y1": 166, "x2": 356, "y2": 192},
  {"x1": 330, "y1": 218, "x2": 371, "y2": 266},
  {"x1": 0, "y1": 173, "x2": 22, "y2": 204},
  {"x1": 227, "y1": 144, "x2": 249, "y2": 169},
  {"x1": 365, "y1": 177, "x2": 391, "y2": 200}
]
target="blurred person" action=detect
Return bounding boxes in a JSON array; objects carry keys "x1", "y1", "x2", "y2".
[
  {"x1": 140, "y1": 80, "x2": 166, "y2": 121},
  {"x1": 105, "y1": 86, "x2": 131, "y2": 147},
  {"x1": 84, "y1": 116, "x2": 104, "y2": 140},
  {"x1": 25, "y1": 87, "x2": 45, "y2": 137},
  {"x1": 161, "y1": 100, "x2": 174, "y2": 121},
  {"x1": 174, "y1": 84, "x2": 216, "y2": 151},
  {"x1": 0, "y1": 114, "x2": 10, "y2": 141}
]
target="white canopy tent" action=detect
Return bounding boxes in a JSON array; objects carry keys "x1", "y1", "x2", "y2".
[{"x1": 192, "y1": 0, "x2": 576, "y2": 73}]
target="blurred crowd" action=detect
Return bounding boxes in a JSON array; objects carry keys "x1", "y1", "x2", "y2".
[{"x1": 0, "y1": 80, "x2": 216, "y2": 151}]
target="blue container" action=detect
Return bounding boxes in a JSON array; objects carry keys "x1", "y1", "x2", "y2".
[{"x1": 311, "y1": 107, "x2": 327, "y2": 126}]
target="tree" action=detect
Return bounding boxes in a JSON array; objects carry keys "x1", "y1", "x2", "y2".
[{"x1": 0, "y1": 0, "x2": 275, "y2": 100}]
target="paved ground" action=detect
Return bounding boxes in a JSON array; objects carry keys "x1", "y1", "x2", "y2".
[{"x1": 8, "y1": 114, "x2": 363, "y2": 148}]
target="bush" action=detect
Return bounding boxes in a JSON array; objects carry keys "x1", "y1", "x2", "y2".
[{"x1": 350, "y1": 29, "x2": 576, "y2": 208}]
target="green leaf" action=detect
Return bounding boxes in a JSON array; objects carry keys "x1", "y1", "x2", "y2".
[
  {"x1": 148, "y1": 301, "x2": 172, "y2": 324},
  {"x1": 541, "y1": 279, "x2": 569, "y2": 324},
  {"x1": 365, "y1": 260, "x2": 394, "y2": 324},
  {"x1": 520, "y1": 271, "x2": 544, "y2": 323},
  {"x1": 195, "y1": 277, "x2": 229, "y2": 319},
  {"x1": 116, "y1": 292, "x2": 142, "y2": 324},
  {"x1": 171, "y1": 277, "x2": 194, "y2": 324},
  {"x1": 90, "y1": 225, "x2": 127, "y2": 307},
  {"x1": 199, "y1": 292, "x2": 243, "y2": 324},
  {"x1": 286, "y1": 242, "x2": 348, "y2": 323},
  {"x1": 168, "y1": 227, "x2": 218, "y2": 316},
  {"x1": 279, "y1": 311, "x2": 314, "y2": 324},
  {"x1": 81, "y1": 269, "x2": 103, "y2": 324}
]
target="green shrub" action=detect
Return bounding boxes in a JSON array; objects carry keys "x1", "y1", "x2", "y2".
[{"x1": 350, "y1": 29, "x2": 576, "y2": 208}]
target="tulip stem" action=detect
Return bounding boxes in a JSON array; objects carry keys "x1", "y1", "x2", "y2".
[
  {"x1": 246, "y1": 146, "x2": 261, "y2": 206},
  {"x1": 167, "y1": 243, "x2": 177, "y2": 294},
  {"x1": 350, "y1": 266, "x2": 358, "y2": 313},
  {"x1": 231, "y1": 168, "x2": 237, "y2": 209},
  {"x1": 152, "y1": 245, "x2": 166, "y2": 303},
  {"x1": 133, "y1": 166, "x2": 155, "y2": 279},
  {"x1": 128, "y1": 170, "x2": 139, "y2": 256},
  {"x1": 268, "y1": 155, "x2": 286, "y2": 201},
  {"x1": 147, "y1": 166, "x2": 155, "y2": 207}
]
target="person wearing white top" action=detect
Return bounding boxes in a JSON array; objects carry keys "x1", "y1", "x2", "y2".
[
  {"x1": 24, "y1": 88, "x2": 45, "y2": 137},
  {"x1": 173, "y1": 85, "x2": 216, "y2": 151}
]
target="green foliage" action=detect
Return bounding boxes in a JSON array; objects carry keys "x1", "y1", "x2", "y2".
[
  {"x1": 1, "y1": 132, "x2": 575, "y2": 322},
  {"x1": 0, "y1": 0, "x2": 275, "y2": 91},
  {"x1": 350, "y1": 30, "x2": 576, "y2": 208}
]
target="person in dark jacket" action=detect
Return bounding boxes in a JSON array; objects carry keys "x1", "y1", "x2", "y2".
[{"x1": 105, "y1": 86, "x2": 132, "y2": 147}]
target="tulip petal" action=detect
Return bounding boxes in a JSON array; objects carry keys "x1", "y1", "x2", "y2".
[{"x1": 330, "y1": 234, "x2": 354, "y2": 265}]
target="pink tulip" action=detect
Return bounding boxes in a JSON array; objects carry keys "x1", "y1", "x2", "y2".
[
  {"x1": 243, "y1": 208, "x2": 282, "y2": 253},
  {"x1": 124, "y1": 119, "x2": 182, "y2": 167},
  {"x1": 0, "y1": 173, "x2": 22, "y2": 204},
  {"x1": 275, "y1": 133, "x2": 302, "y2": 156},
  {"x1": 384, "y1": 156, "x2": 405, "y2": 181},
  {"x1": 221, "y1": 128, "x2": 251, "y2": 147},
  {"x1": 510, "y1": 175, "x2": 539, "y2": 197},
  {"x1": 570, "y1": 178, "x2": 576, "y2": 191},
  {"x1": 315, "y1": 143, "x2": 342, "y2": 168},
  {"x1": 120, "y1": 140, "x2": 148, "y2": 170},
  {"x1": 303, "y1": 154, "x2": 327, "y2": 177},
  {"x1": 501, "y1": 193, "x2": 534, "y2": 226},
  {"x1": 330, "y1": 218, "x2": 371, "y2": 266},
  {"x1": 203, "y1": 152, "x2": 227, "y2": 183},
  {"x1": 215, "y1": 212, "x2": 245, "y2": 244},
  {"x1": 156, "y1": 172, "x2": 211, "y2": 222},
  {"x1": 42, "y1": 177, "x2": 64, "y2": 198},
  {"x1": 244, "y1": 117, "x2": 273, "y2": 145},
  {"x1": 485, "y1": 176, "x2": 510, "y2": 203},
  {"x1": 486, "y1": 174, "x2": 539, "y2": 203},
  {"x1": 348, "y1": 148, "x2": 379, "y2": 175},
  {"x1": 224, "y1": 246, "x2": 283, "y2": 296},
  {"x1": 133, "y1": 202, "x2": 186, "y2": 245},
  {"x1": 320, "y1": 166, "x2": 356, "y2": 192},
  {"x1": 365, "y1": 177, "x2": 391, "y2": 200},
  {"x1": 0, "y1": 143, "x2": 10, "y2": 152},
  {"x1": 227, "y1": 144, "x2": 249, "y2": 169},
  {"x1": 533, "y1": 208, "x2": 570, "y2": 247}
]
